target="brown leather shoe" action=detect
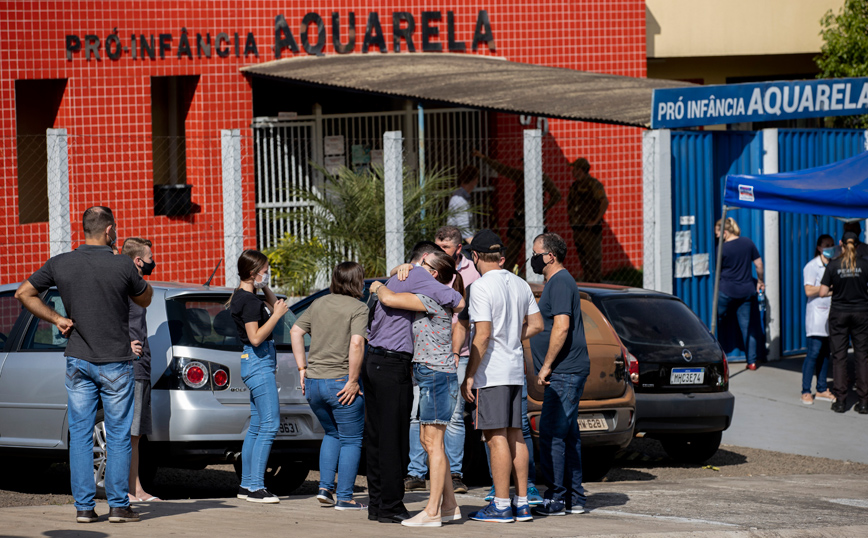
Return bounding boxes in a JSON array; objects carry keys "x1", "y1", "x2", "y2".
[
  {"x1": 76, "y1": 509, "x2": 98, "y2": 523},
  {"x1": 108, "y1": 506, "x2": 141, "y2": 523}
]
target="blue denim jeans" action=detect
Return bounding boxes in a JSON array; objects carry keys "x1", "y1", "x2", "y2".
[
  {"x1": 802, "y1": 336, "x2": 830, "y2": 394},
  {"x1": 305, "y1": 375, "x2": 365, "y2": 501},
  {"x1": 717, "y1": 292, "x2": 761, "y2": 365},
  {"x1": 240, "y1": 341, "x2": 279, "y2": 492},
  {"x1": 483, "y1": 375, "x2": 537, "y2": 486},
  {"x1": 409, "y1": 356, "x2": 468, "y2": 477},
  {"x1": 539, "y1": 372, "x2": 587, "y2": 508},
  {"x1": 65, "y1": 357, "x2": 135, "y2": 510},
  {"x1": 415, "y1": 364, "x2": 458, "y2": 424}
]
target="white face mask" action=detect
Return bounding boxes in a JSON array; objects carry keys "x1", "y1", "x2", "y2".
[{"x1": 253, "y1": 269, "x2": 270, "y2": 289}]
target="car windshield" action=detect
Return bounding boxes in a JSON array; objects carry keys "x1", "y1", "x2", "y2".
[
  {"x1": 597, "y1": 297, "x2": 715, "y2": 347},
  {"x1": 167, "y1": 294, "x2": 301, "y2": 351}
]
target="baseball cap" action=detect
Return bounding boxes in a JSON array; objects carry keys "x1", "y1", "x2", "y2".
[
  {"x1": 465, "y1": 229, "x2": 504, "y2": 254},
  {"x1": 842, "y1": 231, "x2": 859, "y2": 243}
]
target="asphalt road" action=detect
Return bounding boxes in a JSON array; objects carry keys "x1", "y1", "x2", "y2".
[{"x1": 723, "y1": 355, "x2": 868, "y2": 463}]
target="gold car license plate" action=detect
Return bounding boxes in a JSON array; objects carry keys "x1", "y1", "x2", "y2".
[{"x1": 577, "y1": 413, "x2": 607, "y2": 432}]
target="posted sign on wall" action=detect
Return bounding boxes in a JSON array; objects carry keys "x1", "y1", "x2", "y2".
[{"x1": 651, "y1": 78, "x2": 868, "y2": 129}]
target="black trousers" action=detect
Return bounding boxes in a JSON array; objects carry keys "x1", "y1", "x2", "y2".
[
  {"x1": 363, "y1": 350, "x2": 413, "y2": 517},
  {"x1": 828, "y1": 309, "x2": 868, "y2": 403}
]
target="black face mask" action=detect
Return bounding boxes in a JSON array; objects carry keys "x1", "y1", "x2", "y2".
[
  {"x1": 530, "y1": 253, "x2": 547, "y2": 275},
  {"x1": 140, "y1": 259, "x2": 156, "y2": 276}
]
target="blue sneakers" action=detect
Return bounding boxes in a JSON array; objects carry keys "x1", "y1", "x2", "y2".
[
  {"x1": 484, "y1": 485, "x2": 496, "y2": 502},
  {"x1": 512, "y1": 503, "x2": 533, "y2": 522},
  {"x1": 532, "y1": 499, "x2": 566, "y2": 516},
  {"x1": 469, "y1": 501, "x2": 515, "y2": 523},
  {"x1": 316, "y1": 488, "x2": 335, "y2": 506},
  {"x1": 527, "y1": 486, "x2": 544, "y2": 506},
  {"x1": 334, "y1": 499, "x2": 367, "y2": 511}
]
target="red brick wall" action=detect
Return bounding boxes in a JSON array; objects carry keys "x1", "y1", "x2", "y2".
[{"x1": 0, "y1": 1, "x2": 646, "y2": 285}]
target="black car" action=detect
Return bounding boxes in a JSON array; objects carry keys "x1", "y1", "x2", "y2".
[{"x1": 578, "y1": 284, "x2": 734, "y2": 463}]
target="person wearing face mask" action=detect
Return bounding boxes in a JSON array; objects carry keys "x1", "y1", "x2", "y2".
[
  {"x1": 528, "y1": 233, "x2": 589, "y2": 517},
  {"x1": 227, "y1": 249, "x2": 289, "y2": 503},
  {"x1": 120, "y1": 237, "x2": 160, "y2": 503},
  {"x1": 16, "y1": 206, "x2": 153, "y2": 524},
  {"x1": 801, "y1": 234, "x2": 836, "y2": 405}
]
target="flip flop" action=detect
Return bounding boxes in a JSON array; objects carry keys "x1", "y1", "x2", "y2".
[{"x1": 140, "y1": 496, "x2": 161, "y2": 502}]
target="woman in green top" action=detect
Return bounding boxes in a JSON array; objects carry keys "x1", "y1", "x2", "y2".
[{"x1": 290, "y1": 262, "x2": 369, "y2": 510}]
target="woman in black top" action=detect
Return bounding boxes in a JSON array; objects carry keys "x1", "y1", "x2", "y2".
[
  {"x1": 820, "y1": 231, "x2": 868, "y2": 414},
  {"x1": 715, "y1": 218, "x2": 765, "y2": 370},
  {"x1": 227, "y1": 250, "x2": 289, "y2": 501}
]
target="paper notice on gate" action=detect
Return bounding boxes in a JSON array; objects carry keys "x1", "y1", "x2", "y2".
[
  {"x1": 675, "y1": 231, "x2": 692, "y2": 254},
  {"x1": 693, "y1": 253, "x2": 710, "y2": 276},
  {"x1": 324, "y1": 155, "x2": 345, "y2": 175},
  {"x1": 675, "y1": 256, "x2": 693, "y2": 279},
  {"x1": 324, "y1": 135, "x2": 345, "y2": 156},
  {"x1": 371, "y1": 149, "x2": 384, "y2": 167}
]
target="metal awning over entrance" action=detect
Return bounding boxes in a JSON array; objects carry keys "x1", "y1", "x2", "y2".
[{"x1": 241, "y1": 54, "x2": 691, "y2": 128}]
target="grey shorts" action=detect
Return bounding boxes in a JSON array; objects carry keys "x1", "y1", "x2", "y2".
[
  {"x1": 472, "y1": 385, "x2": 522, "y2": 431},
  {"x1": 131, "y1": 379, "x2": 152, "y2": 436}
]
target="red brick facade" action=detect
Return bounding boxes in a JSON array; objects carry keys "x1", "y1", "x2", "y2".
[{"x1": 0, "y1": 1, "x2": 646, "y2": 285}]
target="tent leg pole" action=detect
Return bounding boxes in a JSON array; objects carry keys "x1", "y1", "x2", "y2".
[{"x1": 710, "y1": 205, "x2": 729, "y2": 336}]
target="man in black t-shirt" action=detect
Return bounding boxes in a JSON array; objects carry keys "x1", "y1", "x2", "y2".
[
  {"x1": 528, "y1": 233, "x2": 589, "y2": 516},
  {"x1": 820, "y1": 231, "x2": 868, "y2": 414},
  {"x1": 15, "y1": 207, "x2": 152, "y2": 523}
]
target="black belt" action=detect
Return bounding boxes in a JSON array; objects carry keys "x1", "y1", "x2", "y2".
[{"x1": 368, "y1": 346, "x2": 412, "y2": 361}]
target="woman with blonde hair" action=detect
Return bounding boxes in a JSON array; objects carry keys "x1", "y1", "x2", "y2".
[
  {"x1": 819, "y1": 231, "x2": 868, "y2": 414},
  {"x1": 715, "y1": 217, "x2": 764, "y2": 370},
  {"x1": 370, "y1": 250, "x2": 466, "y2": 527}
]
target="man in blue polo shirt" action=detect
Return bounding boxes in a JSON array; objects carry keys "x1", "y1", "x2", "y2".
[{"x1": 528, "y1": 232, "x2": 590, "y2": 516}]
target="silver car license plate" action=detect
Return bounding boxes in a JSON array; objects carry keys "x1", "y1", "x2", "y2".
[
  {"x1": 670, "y1": 367, "x2": 704, "y2": 385},
  {"x1": 277, "y1": 417, "x2": 301, "y2": 436}
]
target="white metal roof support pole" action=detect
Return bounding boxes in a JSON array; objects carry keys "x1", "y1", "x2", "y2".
[
  {"x1": 762, "y1": 128, "x2": 781, "y2": 361},
  {"x1": 642, "y1": 129, "x2": 672, "y2": 293},
  {"x1": 222, "y1": 129, "x2": 243, "y2": 288},
  {"x1": 524, "y1": 129, "x2": 544, "y2": 283},
  {"x1": 47, "y1": 128, "x2": 71, "y2": 257},
  {"x1": 384, "y1": 131, "x2": 405, "y2": 272}
]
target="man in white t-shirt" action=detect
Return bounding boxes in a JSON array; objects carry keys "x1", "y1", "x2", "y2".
[{"x1": 461, "y1": 230, "x2": 543, "y2": 523}]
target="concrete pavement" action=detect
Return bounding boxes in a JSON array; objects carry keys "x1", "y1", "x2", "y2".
[
  {"x1": 723, "y1": 357, "x2": 868, "y2": 463},
  {"x1": 2, "y1": 473, "x2": 868, "y2": 537}
]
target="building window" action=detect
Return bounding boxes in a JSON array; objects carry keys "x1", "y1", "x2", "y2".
[
  {"x1": 15, "y1": 79, "x2": 67, "y2": 225},
  {"x1": 151, "y1": 76, "x2": 198, "y2": 216}
]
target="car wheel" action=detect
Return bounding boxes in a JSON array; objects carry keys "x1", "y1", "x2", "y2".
[
  {"x1": 660, "y1": 431, "x2": 722, "y2": 464},
  {"x1": 92, "y1": 409, "x2": 108, "y2": 498},
  {"x1": 233, "y1": 459, "x2": 311, "y2": 495},
  {"x1": 582, "y1": 447, "x2": 616, "y2": 482}
]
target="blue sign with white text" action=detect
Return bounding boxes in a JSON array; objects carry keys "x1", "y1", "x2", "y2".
[{"x1": 651, "y1": 78, "x2": 868, "y2": 129}]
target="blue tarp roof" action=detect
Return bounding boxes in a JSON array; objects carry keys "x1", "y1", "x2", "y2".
[{"x1": 724, "y1": 150, "x2": 868, "y2": 219}]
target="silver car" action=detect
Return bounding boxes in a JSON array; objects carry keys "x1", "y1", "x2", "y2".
[{"x1": 0, "y1": 282, "x2": 321, "y2": 493}]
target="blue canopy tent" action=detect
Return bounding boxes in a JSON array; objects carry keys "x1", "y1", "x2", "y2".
[
  {"x1": 710, "y1": 150, "x2": 868, "y2": 337},
  {"x1": 724, "y1": 150, "x2": 868, "y2": 219}
]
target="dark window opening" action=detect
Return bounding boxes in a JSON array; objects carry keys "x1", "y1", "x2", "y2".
[
  {"x1": 151, "y1": 76, "x2": 198, "y2": 216},
  {"x1": 15, "y1": 79, "x2": 67, "y2": 224}
]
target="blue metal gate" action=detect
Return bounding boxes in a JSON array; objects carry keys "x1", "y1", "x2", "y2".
[
  {"x1": 671, "y1": 131, "x2": 764, "y2": 360},
  {"x1": 777, "y1": 129, "x2": 866, "y2": 356}
]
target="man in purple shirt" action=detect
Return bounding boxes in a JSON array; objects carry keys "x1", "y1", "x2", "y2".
[{"x1": 365, "y1": 242, "x2": 463, "y2": 523}]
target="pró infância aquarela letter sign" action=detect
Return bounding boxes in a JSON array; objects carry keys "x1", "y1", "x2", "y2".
[
  {"x1": 651, "y1": 78, "x2": 868, "y2": 129},
  {"x1": 64, "y1": 10, "x2": 496, "y2": 62}
]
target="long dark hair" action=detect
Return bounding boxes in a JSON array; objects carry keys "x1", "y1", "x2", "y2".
[
  {"x1": 424, "y1": 250, "x2": 465, "y2": 297},
  {"x1": 225, "y1": 249, "x2": 268, "y2": 307}
]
